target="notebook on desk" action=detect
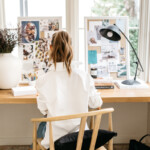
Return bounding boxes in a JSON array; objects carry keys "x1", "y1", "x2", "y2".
[
  {"x1": 94, "y1": 78, "x2": 114, "y2": 89},
  {"x1": 114, "y1": 80, "x2": 149, "y2": 89}
]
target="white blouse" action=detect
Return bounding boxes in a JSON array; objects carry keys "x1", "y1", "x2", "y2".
[{"x1": 36, "y1": 62, "x2": 103, "y2": 149}]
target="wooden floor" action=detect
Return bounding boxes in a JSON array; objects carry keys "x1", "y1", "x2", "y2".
[
  {"x1": 0, "y1": 145, "x2": 31, "y2": 150},
  {"x1": 0, "y1": 144, "x2": 129, "y2": 150}
]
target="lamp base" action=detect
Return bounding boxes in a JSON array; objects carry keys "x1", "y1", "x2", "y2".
[{"x1": 121, "y1": 80, "x2": 140, "y2": 85}]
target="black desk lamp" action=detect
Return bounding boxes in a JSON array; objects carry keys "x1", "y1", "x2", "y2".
[{"x1": 100, "y1": 24, "x2": 144, "y2": 85}]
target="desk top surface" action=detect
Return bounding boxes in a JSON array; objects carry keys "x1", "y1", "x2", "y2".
[{"x1": 0, "y1": 84, "x2": 150, "y2": 104}]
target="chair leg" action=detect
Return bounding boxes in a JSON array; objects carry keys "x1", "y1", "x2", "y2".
[
  {"x1": 96, "y1": 146, "x2": 107, "y2": 150},
  {"x1": 33, "y1": 122, "x2": 37, "y2": 150},
  {"x1": 37, "y1": 144, "x2": 40, "y2": 150},
  {"x1": 108, "y1": 139, "x2": 113, "y2": 150}
]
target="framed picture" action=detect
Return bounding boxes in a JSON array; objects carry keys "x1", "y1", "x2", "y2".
[
  {"x1": 18, "y1": 17, "x2": 62, "y2": 81},
  {"x1": 84, "y1": 16, "x2": 129, "y2": 80}
]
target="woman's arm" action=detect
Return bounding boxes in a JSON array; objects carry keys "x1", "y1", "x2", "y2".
[
  {"x1": 88, "y1": 75, "x2": 103, "y2": 109},
  {"x1": 36, "y1": 77, "x2": 48, "y2": 115}
]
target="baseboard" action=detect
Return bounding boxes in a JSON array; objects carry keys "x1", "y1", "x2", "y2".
[
  {"x1": 0, "y1": 135, "x2": 147, "y2": 145},
  {"x1": 114, "y1": 135, "x2": 145, "y2": 143}
]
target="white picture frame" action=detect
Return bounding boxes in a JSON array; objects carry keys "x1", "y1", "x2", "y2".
[
  {"x1": 84, "y1": 16, "x2": 130, "y2": 80},
  {"x1": 18, "y1": 17, "x2": 62, "y2": 81}
]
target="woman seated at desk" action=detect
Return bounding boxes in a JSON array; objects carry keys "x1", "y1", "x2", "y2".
[{"x1": 36, "y1": 31, "x2": 103, "y2": 149}]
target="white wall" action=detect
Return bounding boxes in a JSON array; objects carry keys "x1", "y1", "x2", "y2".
[
  {"x1": 101, "y1": 103, "x2": 148, "y2": 143},
  {"x1": 0, "y1": 103, "x2": 148, "y2": 145},
  {"x1": 0, "y1": 104, "x2": 42, "y2": 145},
  {"x1": 147, "y1": 104, "x2": 150, "y2": 143}
]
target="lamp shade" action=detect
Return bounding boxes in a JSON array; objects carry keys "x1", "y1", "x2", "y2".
[{"x1": 100, "y1": 25, "x2": 121, "y2": 41}]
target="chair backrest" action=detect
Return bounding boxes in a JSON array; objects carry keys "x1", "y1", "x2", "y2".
[{"x1": 31, "y1": 108, "x2": 114, "y2": 150}]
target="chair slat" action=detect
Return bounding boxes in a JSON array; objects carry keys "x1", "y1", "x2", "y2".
[
  {"x1": 31, "y1": 108, "x2": 114, "y2": 122},
  {"x1": 90, "y1": 116, "x2": 95, "y2": 129},
  {"x1": 76, "y1": 116, "x2": 87, "y2": 150},
  {"x1": 89, "y1": 114, "x2": 102, "y2": 150},
  {"x1": 49, "y1": 121, "x2": 55, "y2": 150},
  {"x1": 108, "y1": 113, "x2": 113, "y2": 150}
]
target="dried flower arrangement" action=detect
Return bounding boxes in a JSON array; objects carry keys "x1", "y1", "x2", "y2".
[{"x1": 0, "y1": 28, "x2": 18, "y2": 53}]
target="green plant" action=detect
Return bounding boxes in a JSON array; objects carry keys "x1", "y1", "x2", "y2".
[
  {"x1": 0, "y1": 28, "x2": 18, "y2": 53},
  {"x1": 129, "y1": 29, "x2": 139, "y2": 76}
]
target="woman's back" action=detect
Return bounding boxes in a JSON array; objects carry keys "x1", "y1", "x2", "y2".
[
  {"x1": 36, "y1": 63, "x2": 102, "y2": 149},
  {"x1": 36, "y1": 31, "x2": 102, "y2": 149}
]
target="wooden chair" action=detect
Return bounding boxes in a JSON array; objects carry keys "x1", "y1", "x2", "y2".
[{"x1": 31, "y1": 108, "x2": 114, "y2": 150}]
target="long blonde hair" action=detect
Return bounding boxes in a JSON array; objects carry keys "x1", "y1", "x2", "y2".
[{"x1": 50, "y1": 31, "x2": 73, "y2": 75}]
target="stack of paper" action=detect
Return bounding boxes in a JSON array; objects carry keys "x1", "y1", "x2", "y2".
[
  {"x1": 94, "y1": 77, "x2": 113, "y2": 84},
  {"x1": 114, "y1": 80, "x2": 149, "y2": 89},
  {"x1": 12, "y1": 86, "x2": 37, "y2": 96}
]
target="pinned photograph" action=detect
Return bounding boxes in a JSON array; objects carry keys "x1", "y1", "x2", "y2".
[
  {"x1": 116, "y1": 19, "x2": 126, "y2": 33},
  {"x1": 22, "y1": 71, "x2": 38, "y2": 82},
  {"x1": 48, "y1": 19, "x2": 59, "y2": 31},
  {"x1": 88, "y1": 50, "x2": 97, "y2": 64},
  {"x1": 97, "y1": 61, "x2": 109, "y2": 78},
  {"x1": 109, "y1": 41, "x2": 120, "y2": 51},
  {"x1": 44, "y1": 31, "x2": 55, "y2": 44},
  {"x1": 88, "y1": 31, "x2": 98, "y2": 46},
  {"x1": 120, "y1": 47, "x2": 125, "y2": 55},
  {"x1": 40, "y1": 19, "x2": 49, "y2": 31},
  {"x1": 108, "y1": 59, "x2": 117, "y2": 72},
  {"x1": 21, "y1": 21, "x2": 40, "y2": 43},
  {"x1": 34, "y1": 39, "x2": 50, "y2": 70},
  {"x1": 19, "y1": 43, "x2": 35, "y2": 61},
  {"x1": 38, "y1": 38, "x2": 49, "y2": 52},
  {"x1": 94, "y1": 25, "x2": 102, "y2": 40},
  {"x1": 101, "y1": 45, "x2": 112, "y2": 53},
  {"x1": 102, "y1": 19, "x2": 109, "y2": 26},
  {"x1": 97, "y1": 54, "x2": 102, "y2": 63},
  {"x1": 89, "y1": 21, "x2": 102, "y2": 31},
  {"x1": 120, "y1": 56, "x2": 126, "y2": 63},
  {"x1": 89, "y1": 21, "x2": 102, "y2": 45},
  {"x1": 101, "y1": 49, "x2": 117, "y2": 59},
  {"x1": 117, "y1": 64, "x2": 127, "y2": 77}
]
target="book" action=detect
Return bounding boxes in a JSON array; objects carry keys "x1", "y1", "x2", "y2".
[
  {"x1": 95, "y1": 85, "x2": 114, "y2": 89},
  {"x1": 12, "y1": 86, "x2": 37, "y2": 96},
  {"x1": 95, "y1": 83, "x2": 114, "y2": 89}
]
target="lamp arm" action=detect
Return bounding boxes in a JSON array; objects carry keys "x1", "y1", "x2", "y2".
[{"x1": 114, "y1": 24, "x2": 144, "y2": 72}]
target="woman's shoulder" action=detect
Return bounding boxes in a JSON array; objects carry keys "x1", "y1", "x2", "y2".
[{"x1": 72, "y1": 68, "x2": 89, "y2": 79}]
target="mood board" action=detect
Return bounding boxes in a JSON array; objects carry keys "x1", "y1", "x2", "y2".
[
  {"x1": 18, "y1": 17, "x2": 62, "y2": 82},
  {"x1": 85, "y1": 17, "x2": 129, "y2": 80}
]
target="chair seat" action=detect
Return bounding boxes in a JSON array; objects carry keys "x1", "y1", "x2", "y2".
[
  {"x1": 54, "y1": 129, "x2": 117, "y2": 150},
  {"x1": 32, "y1": 108, "x2": 115, "y2": 150}
]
